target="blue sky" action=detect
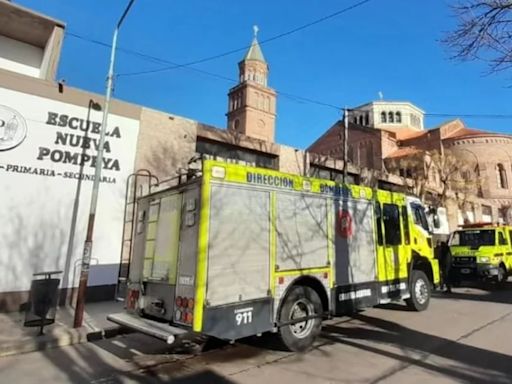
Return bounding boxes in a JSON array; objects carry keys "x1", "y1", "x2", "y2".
[{"x1": 17, "y1": 0, "x2": 512, "y2": 149}]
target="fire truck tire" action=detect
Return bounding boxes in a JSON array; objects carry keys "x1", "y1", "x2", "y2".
[
  {"x1": 276, "y1": 285, "x2": 322, "y2": 352},
  {"x1": 496, "y1": 264, "x2": 507, "y2": 286},
  {"x1": 405, "y1": 270, "x2": 431, "y2": 312}
]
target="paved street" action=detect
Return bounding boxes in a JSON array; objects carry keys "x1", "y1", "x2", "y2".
[{"x1": 1, "y1": 285, "x2": 512, "y2": 384}]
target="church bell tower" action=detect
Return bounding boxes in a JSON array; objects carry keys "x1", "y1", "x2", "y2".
[{"x1": 227, "y1": 26, "x2": 276, "y2": 142}]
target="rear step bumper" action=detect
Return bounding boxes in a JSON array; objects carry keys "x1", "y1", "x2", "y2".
[{"x1": 107, "y1": 312, "x2": 188, "y2": 344}]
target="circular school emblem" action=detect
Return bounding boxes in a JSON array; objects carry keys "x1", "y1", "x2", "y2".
[{"x1": 0, "y1": 105, "x2": 27, "y2": 151}]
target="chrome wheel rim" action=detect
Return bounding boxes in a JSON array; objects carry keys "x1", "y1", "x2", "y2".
[
  {"x1": 289, "y1": 299, "x2": 314, "y2": 338},
  {"x1": 415, "y1": 278, "x2": 429, "y2": 305}
]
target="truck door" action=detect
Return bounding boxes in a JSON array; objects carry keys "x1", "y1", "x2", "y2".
[
  {"x1": 139, "y1": 193, "x2": 183, "y2": 321},
  {"x1": 376, "y1": 202, "x2": 407, "y2": 283},
  {"x1": 507, "y1": 229, "x2": 512, "y2": 270},
  {"x1": 497, "y1": 229, "x2": 510, "y2": 270}
]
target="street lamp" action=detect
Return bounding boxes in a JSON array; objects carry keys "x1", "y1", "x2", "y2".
[
  {"x1": 74, "y1": 0, "x2": 136, "y2": 328},
  {"x1": 63, "y1": 100, "x2": 101, "y2": 305}
]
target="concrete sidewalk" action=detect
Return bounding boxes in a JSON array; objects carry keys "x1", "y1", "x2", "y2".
[{"x1": 0, "y1": 301, "x2": 126, "y2": 358}]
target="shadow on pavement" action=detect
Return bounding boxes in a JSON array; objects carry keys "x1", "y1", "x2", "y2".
[
  {"x1": 162, "y1": 369, "x2": 237, "y2": 383},
  {"x1": 433, "y1": 282, "x2": 512, "y2": 305},
  {"x1": 375, "y1": 302, "x2": 415, "y2": 312},
  {"x1": 42, "y1": 332, "x2": 241, "y2": 383},
  {"x1": 321, "y1": 312, "x2": 512, "y2": 384}
]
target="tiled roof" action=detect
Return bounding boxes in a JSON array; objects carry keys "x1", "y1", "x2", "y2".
[
  {"x1": 443, "y1": 127, "x2": 494, "y2": 139},
  {"x1": 385, "y1": 147, "x2": 423, "y2": 159},
  {"x1": 381, "y1": 128, "x2": 426, "y2": 141}
]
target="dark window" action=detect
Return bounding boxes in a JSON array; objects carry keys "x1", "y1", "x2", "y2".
[
  {"x1": 411, "y1": 203, "x2": 430, "y2": 232},
  {"x1": 365, "y1": 113, "x2": 369, "y2": 126},
  {"x1": 499, "y1": 231, "x2": 508, "y2": 245},
  {"x1": 375, "y1": 202, "x2": 384, "y2": 245},
  {"x1": 383, "y1": 203, "x2": 401, "y2": 245},
  {"x1": 388, "y1": 112, "x2": 394, "y2": 123},
  {"x1": 196, "y1": 139, "x2": 277, "y2": 169},
  {"x1": 396, "y1": 111, "x2": 402, "y2": 123},
  {"x1": 401, "y1": 206, "x2": 410, "y2": 245},
  {"x1": 449, "y1": 229, "x2": 495, "y2": 246},
  {"x1": 381, "y1": 111, "x2": 387, "y2": 123},
  {"x1": 309, "y1": 165, "x2": 356, "y2": 184},
  {"x1": 366, "y1": 142, "x2": 373, "y2": 168},
  {"x1": 497, "y1": 163, "x2": 508, "y2": 189}
]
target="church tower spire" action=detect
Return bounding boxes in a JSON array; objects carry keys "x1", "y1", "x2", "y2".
[{"x1": 227, "y1": 26, "x2": 276, "y2": 142}]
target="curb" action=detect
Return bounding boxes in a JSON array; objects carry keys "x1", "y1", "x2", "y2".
[{"x1": 0, "y1": 325, "x2": 129, "y2": 358}]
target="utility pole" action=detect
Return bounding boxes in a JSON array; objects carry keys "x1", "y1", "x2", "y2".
[
  {"x1": 342, "y1": 107, "x2": 349, "y2": 184},
  {"x1": 74, "y1": 0, "x2": 136, "y2": 328}
]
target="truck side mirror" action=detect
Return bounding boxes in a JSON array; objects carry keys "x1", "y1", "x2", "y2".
[{"x1": 433, "y1": 214, "x2": 440, "y2": 229}]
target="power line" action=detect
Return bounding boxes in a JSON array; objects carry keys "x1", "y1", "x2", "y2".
[
  {"x1": 66, "y1": 30, "x2": 341, "y2": 110},
  {"x1": 425, "y1": 113, "x2": 512, "y2": 119},
  {"x1": 65, "y1": 33, "x2": 512, "y2": 120},
  {"x1": 116, "y1": 0, "x2": 374, "y2": 77}
]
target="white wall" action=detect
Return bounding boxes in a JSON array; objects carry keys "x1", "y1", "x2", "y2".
[
  {"x1": 0, "y1": 35, "x2": 43, "y2": 78},
  {"x1": 0, "y1": 88, "x2": 140, "y2": 293}
]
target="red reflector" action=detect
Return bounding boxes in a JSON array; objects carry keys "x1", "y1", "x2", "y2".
[
  {"x1": 127, "y1": 289, "x2": 139, "y2": 310},
  {"x1": 278, "y1": 276, "x2": 284, "y2": 285},
  {"x1": 175, "y1": 296, "x2": 182, "y2": 307}
]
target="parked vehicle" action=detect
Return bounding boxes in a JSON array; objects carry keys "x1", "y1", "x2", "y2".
[
  {"x1": 108, "y1": 159, "x2": 439, "y2": 351},
  {"x1": 449, "y1": 223, "x2": 512, "y2": 285}
]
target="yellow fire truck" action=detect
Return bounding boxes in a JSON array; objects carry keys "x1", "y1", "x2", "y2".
[
  {"x1": 449, "y1": 223, "x2": 512, "y2": 284},
  {"x1": 108, "y1": 160, "x2": 439, "y2": 351}
]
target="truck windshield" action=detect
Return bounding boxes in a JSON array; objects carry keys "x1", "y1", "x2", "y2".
[
  {"x1": 449, "y1": 230, "x2": 495, "y2": 247},
  {"x1": 410, "y1": 203, "x2": 429, "y2": 232}
]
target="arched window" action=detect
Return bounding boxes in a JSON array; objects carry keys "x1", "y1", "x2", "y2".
[
  {"x1": 396, "y1": 111, "x2": 402, "y2": 123},
  {"x1": 497, "y1": 163, "x2": 508, "y2": 189},
  {"x1": 381, "y1": 111, "x2": 387, "y2": 123},
  {"x1": 359, "y1": 115, "x2": 364, "y2": 125},
  {"x1": 233, "y1": 119, "x2": 240, "y2": 131},
  {"x1": 365, "y1": 112, "x2": 369, "y2": 126},
  {"x1": 388, "y1": 111, "x2": 394, "y2": 123}
]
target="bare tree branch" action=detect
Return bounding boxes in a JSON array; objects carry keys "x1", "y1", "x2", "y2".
[{"x1": 442, "y1": 0, "x2": 512, "y2": 73}]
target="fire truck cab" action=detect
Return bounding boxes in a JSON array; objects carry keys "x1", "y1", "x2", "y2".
[{"x1": 449, "y1": 223, "x2": 512, "y2": 284}]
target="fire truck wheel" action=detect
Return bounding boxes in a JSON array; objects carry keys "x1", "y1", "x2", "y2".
[
  {"x1": 405, "y1": 270, "x2": 431, "y2": 311},
  {"x1": 496, "y1": 264, "x2": 507, "y2": 286},
  {"x1": 277, "y1": 285, "x2": 322, "y2": 352}
]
